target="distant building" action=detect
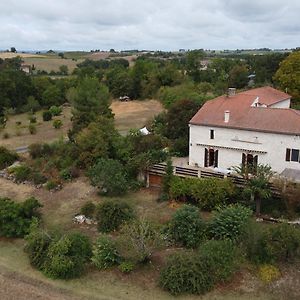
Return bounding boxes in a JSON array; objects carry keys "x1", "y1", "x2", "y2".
[{"x1": 189, "y1": 87, "x2": 300, "y2": 180}]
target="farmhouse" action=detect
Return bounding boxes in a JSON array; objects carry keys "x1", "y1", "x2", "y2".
[{"x1": 189, "y1": 87, "x2": 300, "y2": 179}]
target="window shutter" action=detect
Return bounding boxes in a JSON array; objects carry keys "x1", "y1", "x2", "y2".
[
  {"x1": 286, "y1": 148, "x2": 291, "y2": 161},
  {"x1": 214, "y1": 150, "x2": 218, "y2": 168},
  {"x1": 242, "y1": 153, "x2": 246, "y2": 166},
  {"x1": 204, "y1": 148, "x2": 208, "y2": 167}
]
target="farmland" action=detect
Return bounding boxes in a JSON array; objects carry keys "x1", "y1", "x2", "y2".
[{"x1": 0, "y1": 100, "x2": 163, "y2": 150}]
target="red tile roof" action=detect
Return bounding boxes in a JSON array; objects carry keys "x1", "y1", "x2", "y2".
[{"x1": 190, "y1": 87, "x2": 300, "y2": 135}]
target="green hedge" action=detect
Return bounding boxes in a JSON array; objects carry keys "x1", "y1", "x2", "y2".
[{"x1": 170, "y1": 177, "x2": 235, "y2": 210}]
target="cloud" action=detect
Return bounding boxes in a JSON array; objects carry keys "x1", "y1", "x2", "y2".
[{"x1": 0, "y1": 0, "x2": 299, "y2": 50}]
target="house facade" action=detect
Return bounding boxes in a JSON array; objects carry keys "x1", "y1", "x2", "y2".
[{"x1": 189, "y1": 87, "x2": 300, "y2": 176}]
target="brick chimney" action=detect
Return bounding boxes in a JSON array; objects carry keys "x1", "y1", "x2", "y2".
[{"x1": 224, "y1": 110, "x2": 230, "y2": 123}]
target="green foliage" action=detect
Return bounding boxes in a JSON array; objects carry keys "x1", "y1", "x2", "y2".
[
  {"x1": 95, "y1": 199, "x2": 135, "y2": 233},
  {"x1": 170, "y1": 177, "x2": 235, "y2": 210},
  {"x1": 11, "y1": 165, "x2": 32, "y2": 182},
  {"x1": 0, "y1": 146, "x2": 18, "y2": 169},
  {"x1": 92, "y1": 235, "x2": 121, "y2": 269},
  {"x1": 159, "y1": 251, "x2": 214, "y2": 295},
  {"x1": 117, "y1": 219, "x2": 162, "y2": 263},
  {"x1": 25, "y1": 226, "x2": 51, "y2": 270},
  {"x1": 199, "y1": 240, "x2": 237, "y2": 283},
  {"x1": 0, "y1": 197, "x2": 41, "y2": 237},
  {"x1": 49, "y1": 105, "x2": 62, "y2": 116},
  {"x1": 43, "y1": 232, "x2": 92, "y2": 279},
  {"x1": 42, "y1": 110, "x2": 52, "y2": 121},
  {"x1": 209, "y1": 204, "x2": 252, "y2": 241},
  {"x1": 88, "y1": 158, "x2": 129, "y2": 196},
  {"x1": 161, "y1": 158, "x2": 174, "y2": 200},
  {"x1": 167, "y1": 205, "x2": 206, "y2": 248},
  {"x1": 228, "y1": 64, "x2": 249, "y2": 88},
  {"x1": 244, "y1": 223, "x2": 300, "y2": 264},
  {"x1": 53, "y1": 119, "x2": 62, "y2": 129},
  {"x1": 28, "y1": 124, "x2": 37, "y2": 134},
  {"x1": 118, "y1": 261, "x2": 135, "y2": 273},
  {"x1": 274, "y1": 51, "x2": 300, "y2": 106},
  {"x1": 46, "y1": 180, "x2": 58, "y2": 190},
  {"x1": 28, "y1": 114, "x2": 37, "y2": 123},
  {"x1": 29, "y1": 143, "x2": 54, "y2": 159},
  {"x1": 80, "y1": 201, "x2": 96, "y2": 218}
]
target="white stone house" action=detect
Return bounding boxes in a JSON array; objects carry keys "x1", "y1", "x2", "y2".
[{"x1": 189, "y1": 87, "x2": 300, "y2": 178}]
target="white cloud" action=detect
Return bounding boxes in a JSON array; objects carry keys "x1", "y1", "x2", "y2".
[{"x1": 0, "y1": 0, "x2": 299, "y2": 50}]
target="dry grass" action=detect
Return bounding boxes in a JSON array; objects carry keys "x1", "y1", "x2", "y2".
[
  {"x1": 0, "y1": 52, "x2": 46, "y2": 59},
  {"x1": 0, "y1": 100, "x2": 163, "y2": 150}
]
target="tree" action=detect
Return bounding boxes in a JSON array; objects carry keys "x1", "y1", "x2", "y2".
[
  {"x1": 274, "y1": 51, "x2": 300, "y2": 107},
  {"x1": 10, "y1": 47, "x2": 17, "y2": 53},
  {"x1": 59, "y1": 65, "x2": 69, "y2": 75},
  {"x1": 228, "y1": 65, "x2": 248, "y2": 88},
  {"x1": 88, "y1": 158, "x2": 129, "y2": 196},
  {"x1": 234, "y1": 164, "x2": 274, "y2": 216},
  {"x1": 70, "y1": 77, "x2": 112, "y2": 135},
  {"x1": 42, "y1": 85, "x2": 62, "y2": 107}
]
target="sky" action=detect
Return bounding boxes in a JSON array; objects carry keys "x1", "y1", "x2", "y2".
[{"x1": 0, "y1": 0, "x2": 300, "y2": 51}]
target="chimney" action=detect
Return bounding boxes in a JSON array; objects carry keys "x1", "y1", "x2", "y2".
[
  {"x1": 227, "y1": 88, "x2": 236, "y2": 97},
  {"x1": 224, "y1": 110, "x2": 230, "y2": 123}
]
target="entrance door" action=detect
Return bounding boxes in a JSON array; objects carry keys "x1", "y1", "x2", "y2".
[{"x1": 205, "y1": 148, "x2": 219, "y2": 167}]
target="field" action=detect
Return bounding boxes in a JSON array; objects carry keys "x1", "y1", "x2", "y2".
[
  {"x1": 1, "y1": 176, "x2": 299, "y2": 300},
  {"x1": 0, "y1": 100, "x2": 163, "y2": 150},
  {"x1": 0, "y1": 52, "x2": 47, "y2": 59}
]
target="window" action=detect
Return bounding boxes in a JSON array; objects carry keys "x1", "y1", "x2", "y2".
[
  {"x1": 286, "y1": 148, "x2": 300, "y2": 162},
  {"x1": 242, "y1": 153, "x2": 258, "y2": 174},
  {"x1": 210, "y1": 129, "x2": 214, "y2": 139}
]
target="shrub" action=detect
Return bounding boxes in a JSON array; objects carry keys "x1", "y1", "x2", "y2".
[
  {"x1": 117, "y1": 219, "x2": 162, "y2": 263},
  {"x1": 12, "y1": 165, "x2": 32, "y2": 182},
  {"x1": 0, "y1": 147, "x2": 18, "y2": 169},
  {"x1": 118, "y1": 261, "x2": 135, "y2": 273},
  {"x1": 258, "y1": 265, "x2": 281, "y2": 283},
  {"x1": 167, "y1": 205, "x2": 206, "y2": 248},
  {"x1": 3, "y1": 132, "x2": 9, "y2": 139},
  {"x1": 89, "y1": 158, "x2": 129, "y2": 196},
  {"x1": 46, "y1": 180, "x2": 58, "y2": 190},
  {"x1": 29, "y1": 143, "x2": 54, "y2": 159},
  {"x1": 43, "y1": 232, "x2": 92, "y2": 279},
  {"x1": 244, "y1": 223, "x2": 300, "y2": 264},
  {"x1": 0, "y1": 197, "x2": 41, "y2": 237},
  {"x1": 28, "y1": 124, "x2": 37, "y2": 134},
  {"x1": 53, "y1": 119, "x2": 62, "y2": 129},
  {"x1": 96, "y1": 199, "x2": 135, "y2": 233},
  {"x1": 59, "y1": 168, "x2": 72, "y2": 180},
  {"x1": 92, "y1": 235, "x2": 120, "y2": 269},
  {"x1": 42, "y1": 111, "x2": 52, "y2": 121},
  {"x1": 29, "y1": 115, "x2": 37, "y2": 124},
  {"x1": 25, "y1": 226, "x2": 51, "y2": 270},
  {"x1": 159, "y1": 251, "x2": 214, "y2": 295},
  {"x1": 31, "y1": 171, "x2": 47, "y2": 185},
  {"x1": 209, "y1": 204, "x2": 252, "y2": 241},
  {"x1": 80, "y1": 201, "x2": 96, "y2": 218},
  {"x1": 199, "y1": 240, "x2": 237, "y2": 283},
  {"x1": 49, "y1": 105, "x2": 62, "y2": 116},
  {"x1": 170, "y1": 177, "x2": 235, "y2": 210}
]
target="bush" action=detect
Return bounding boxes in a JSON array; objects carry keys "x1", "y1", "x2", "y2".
[
  {"x1": 31, "y1": 171, "x2": 47, "y2": 185},
  {"x1": 46, "y1": 180, "x2": 59, "y2": 190},
  {"x1": 25, "y1": 226, "x2": 51, "y2": 270},
  {"x1": 49, "y1": 105, "x2": 62, "y2": 116},
  {"x1": 170, "y1": 177, "x2": 235, "y2": 210},
  {"x1": 96, "y1": 199, "x2": 135, "y2": 233},
  {"x1": 80, "y1": 201, "x2": 96, "y2": 218},
  {"x1": 29, "y1": 143, "x2": 54, "y2": 159},
  {"x1": 209, "y1": 204, "x2": 252, "y2": 241},
  {"x1": 29, "y1": 115, "x2": 37, "y2": 124},
  {"x1": 12, "y1": 165, "x2": 32, "y2": 182},
  {"x1": 199, "y1": 240, "x2": 237, "y2": 283},
  {"x1": 28, "y1": 124, "x2": 37, "y2": 134},
  {"x1": 118, "y1": 261, "x2": 135, "y2": 273},
  {"x1": 43, "y1": 232, "x2": 92, "y2": 279},
  {"x1": 247, "y1": 223, "x2": 300, "y2": 264},
  {"x1": 0, "y1": 146, "x2": 18, "y2": 169},
  {"x1": 89, "y1": 158, "x2": 129, "y2": 196},
  {"x1": 3, "y1": 132, "x2": 9, "y2": 139},
  {"x1": 117, "y1": 219, "x2": 162, "y2": 263},
  {"x1": 53, "y1": 119, "x2": 62, "y2": 129},
  {"x1": 159, "y1": 251, "x2": 214, "y2": 295},
  {"x1": 42, "y1": 111, "x2": 52, "y2": 121},
  {"x1": 0, "y1": 197, "x2": 41, "y2": 237},
  {"x1": 258, "y1": 264, "x2": 281, "y2": 283},
  {"x1": 167, "y1": 205, "x2": 206, "y2": 248},
  {"x1": 92, "y1": 235, "x2": 120, "y2": 269}
]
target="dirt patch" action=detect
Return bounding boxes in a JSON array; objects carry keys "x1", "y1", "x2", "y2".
[{"x1": 0, "y1": 52, "x2": 46, "y2": 59}]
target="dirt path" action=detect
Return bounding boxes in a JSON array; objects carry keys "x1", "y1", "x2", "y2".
[{"x1": 0, "y1": 267, "x2": 80, "y2": 300}]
